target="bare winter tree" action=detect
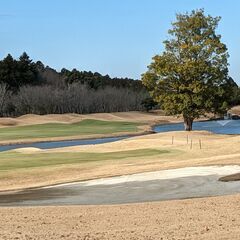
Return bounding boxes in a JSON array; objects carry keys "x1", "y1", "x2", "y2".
[
  {"x1": 0, "y1": 83, "x2": 8, "y2": 116},
  {"x1": 12, "y1": 84, "x2": 148, "y2": 115}
]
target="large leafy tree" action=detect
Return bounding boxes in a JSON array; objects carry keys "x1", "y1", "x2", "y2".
[{"x1": 142, "y1": 9, "x2": 230, "y2": 131}]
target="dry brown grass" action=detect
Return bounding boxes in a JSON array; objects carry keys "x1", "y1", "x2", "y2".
[
  {"x1": 1, "y1": 112, "x2": 240, "y2": 240},
  {"x1": 1, "y1": 194, "x2": 240, "y2": 239},
  {"x1": 1, "y1": 130, "x2": 240, "y2": 192},
  {"x1": 0, "y1": 112, "x2": 183, "y2": 145},
  {"x1": 0, "y1": 111, "x2": 180, "y2": 128},
  {"x1": 229, "y1": 105, "x2": 240, "y2": 115}
]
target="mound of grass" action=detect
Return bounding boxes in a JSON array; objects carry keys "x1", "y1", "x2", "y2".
[
  {"x1": 219, "y1": 173, "x2": 240, "y2": 182},
  {"x1": 0, "y1": 149, "x2": 170, "y2": 171},
  {"x1": 0, "y1": 119, "x2": 140, "y2": 141}
]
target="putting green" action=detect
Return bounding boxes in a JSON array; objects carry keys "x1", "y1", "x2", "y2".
[{"x1": 0, "y1": 119, "x2": 140, "y2": 141}]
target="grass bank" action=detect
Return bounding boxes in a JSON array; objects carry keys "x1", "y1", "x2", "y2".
[
  {"x1": 0, "y1": 147, "x2": 174, "y2": 191},
  {"x1": 0, "y1": 119, "x2": 142, "y2": 144},
  {"x1": 2, "y1": 130, "x2": 240, "y2": 192}
]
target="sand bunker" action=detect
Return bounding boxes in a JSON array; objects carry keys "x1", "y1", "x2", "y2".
[
  {"x1": 74, "y1": 165, "x2": 240, "y2": 186},
  {"x1": 2, "y1": 165, "x2": 240, "y2": 206},
  {"x1": 13, "y1": 147, "x2": 41, "y2": 153}
]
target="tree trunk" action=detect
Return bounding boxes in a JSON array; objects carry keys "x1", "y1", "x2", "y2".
[{"x1": 183, "y1": 116, "x2": 193, "y2": 131}]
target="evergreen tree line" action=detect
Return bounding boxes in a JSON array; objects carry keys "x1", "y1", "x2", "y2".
[{"x1": 0, "y1": 53, "x2": 149, "y2": 116}]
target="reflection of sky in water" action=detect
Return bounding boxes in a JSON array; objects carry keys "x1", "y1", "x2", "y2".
[
  {"x1": 0, "y1": 136, "x2": 128, "y2": 152},
  {"x1": 154, "y1": 120, "x2": 240, "y2": 134}
]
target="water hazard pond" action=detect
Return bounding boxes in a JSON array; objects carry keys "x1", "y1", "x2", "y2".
[
  {"x1": 154, "y1": 119, "x2": 240, "y2": 134},
  {"x1": 0, "y1": 136, "x2": 129, "y2": 152},
  {"x1": 0, "y1": 119, "x2": 240, "y2": 152},
  {"x1": 1, "y1": 121, "x2": 240, "y2": 206}
]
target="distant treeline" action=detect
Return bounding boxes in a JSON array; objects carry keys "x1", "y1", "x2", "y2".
[
  {"x1": 0, "y1": 52, "x2": 239, "y2": 117},
  {"x1": 0, "y1": 52, "x2": 153, "y2": 116}
]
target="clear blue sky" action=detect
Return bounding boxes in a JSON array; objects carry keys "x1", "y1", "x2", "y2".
[{"x1": 1, "y1": 0, "x2": 240, "y2": 83}]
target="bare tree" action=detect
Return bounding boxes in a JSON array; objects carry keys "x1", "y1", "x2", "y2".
[
  {"x1": 10, "y1": 83, "x2": 148, "y2": 116},
  {"x1": 0, "y1": 83, "x2": 8, "y2": 116}
]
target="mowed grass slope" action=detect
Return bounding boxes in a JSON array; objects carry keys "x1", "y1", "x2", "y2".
[
  {"x1": 0, "y1": 119, "x2": 141, "y2": 141},
  {"x1": 0, "y1": 149, "x2": 170, "y2": 171},
  {"x1": 2, "y1": 130, "x2": 240, "y2": 191},
  {"x1": 0, "y1": 147, "x2": 174, "y2": 190}
]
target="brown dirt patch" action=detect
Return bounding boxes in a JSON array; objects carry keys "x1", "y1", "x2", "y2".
[{"x1": 0, "y1": 194, "x2": 240, "y2": 239}]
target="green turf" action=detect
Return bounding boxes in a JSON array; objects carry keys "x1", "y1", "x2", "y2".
[
  {"x1": 0, "y1": 149, "x2": 170, "y2": 171},
  {"x1": 0, "y1": 119, "x2": 140, "y2": 141}
]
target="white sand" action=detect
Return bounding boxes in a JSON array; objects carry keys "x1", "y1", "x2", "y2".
[{"x1": 46, "y1": 165, "x2": 240, "y2": 187}]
